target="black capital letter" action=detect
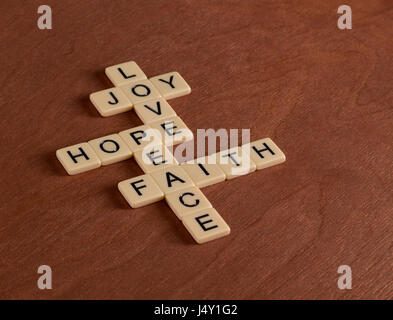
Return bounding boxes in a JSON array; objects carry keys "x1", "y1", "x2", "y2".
[
  {"x1": 166, "y1": 172, "x2": 185, "y2": 187},
  {"x1": 99, "y1": 139, "x2": 120, "y2": 153},
  {"x1": 158, "y1": 75, "x2": 175, "y2": 88},
  {"x1": 195, "y1": 214, "x2": 218, "y2": 231},
  {"x1": 179, "y1": 192, "x2": 200, "y2": 207},
  {"x1": 67, "y1": 147, "x2": 89, "y2": 164},
  {"x1": 130, "y1": 179, "x2": 147, "y2": 196},
  {"x1": 252, "y1": 143, "x2": 275, "y2": 159}
]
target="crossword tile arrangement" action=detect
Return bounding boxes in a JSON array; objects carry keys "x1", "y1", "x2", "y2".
[{"x1": 56, "y1": 61, "x2": 286, "y2": 244}]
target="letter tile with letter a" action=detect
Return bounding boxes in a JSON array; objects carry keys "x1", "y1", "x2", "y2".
[
  {"x1": 149, "y1": 116, "x2": 193, "y2": 146},
  {"x1": 118, "y1": 174, "x2": 164, "y2": 208},
  {"x1": 150, "y1": 71, "x2": 191, "y2": 100},
  {"x1": 214, "y1": 146, "x2": 256, "y2": 180},
  {"x1": 119, "y1": 125, "x2": 162, "y2": 153},
  {"x1": 134, "y1": 144, "x2": 178, "y2": 173},
  {"x1": 150, "y1": 166, "x2": 194, "y2": 195},
  {"x1": 105, "y1": 61, "x2": 147, "y2": 87},
  {"x1": 181, "y1": 156, "x2": 226, "y2": 188},
  {"x1": 89, "y1": 87, "x2": 132, "y2": 117},
  {"x1": 121, "y1": 79, "x2": 161, "y2": 105},
  {"x1": 243, "y1": 138, "x2": 286, "y2": 170},
  {"x1": 165, "y1": 186, "x2": 212, "y2": 220},
  {"x1": 182, "y1": 208, "x2": 230, "y2": 244},
  {"x1": 88, "y1": 133, "x2": 132, "y2": 165},
  {"x1": 134, "y1": 98, "x2": 177, "y2": 124},
  {"x1": 56, "y1": 142, "x2": 101, "y2": 175}
]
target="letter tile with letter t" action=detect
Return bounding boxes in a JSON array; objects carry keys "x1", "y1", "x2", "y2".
[
  {"x1": 150, "y1": 71, "x2": 191, "y2": 100},
  {"x1": 243, "y1": 138, "x2": 286, "y2": 170},
  {"x1": 118, "y1": 174, "x2": 164, "y2": 208},
  {"x1": 56, "y1": 142, "x2": 101, "y2": 175},
  {"x1": 182, "y1": 208, "x2": 230, "y2": 244}
]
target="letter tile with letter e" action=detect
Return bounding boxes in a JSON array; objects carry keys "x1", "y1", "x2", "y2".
[
  {"x1": 182, "y1": 208, "x2": 230, "y2": 244},
  {"x1": 150, "y1": 166, "x2": 194, "y2": 195},
  {"x1": 134, "y1": 144, "x2": 178, "y2": 174},
  {"x1": 105, "y1": 61, "x2": 147, "y2": 87},
  {"x1": 89, "y1": 87, "x2": 132, "y2": 117},
  {"x1": 181, "y1": 156, "x2": 226, "y2": 188},
  {"x1": 118, "y1": 174, "x2": 164, "y2": 208},
  {"x1": 165, "y1": 186, "x2": 212, "y2": 220},
  {"x1": 243, "y1": 138, "x2": 286, "y2": 170},
  {"x1": 119, "y1": 125, "x2": 162, "y2": 153},
  {"x1": 149, "y1": 116, "x2": 193, "y2": 146},
  {"x1": 56, "y1": 142, "x2": 101, "y2": 175},
  {"x1": 88, "y1": 133, "x2": 132, "y2": 165},
  {"x1": 214, "y1": 146, "x2": 256, "y2": 180},
  {"x1": 134, "y1": 98, "x2": 177, "y2": 124},
  {"x1": 121, "y1": 79, "x2": 161, "y2": 105},
  {"x1": 150, "y1": 71, "x2": 191, "y2": 100}
]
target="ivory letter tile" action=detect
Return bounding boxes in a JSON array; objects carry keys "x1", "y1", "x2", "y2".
[
  {"x1": 150, "y1": 71, "x2": 191, "y2": 100},
  {"x1": 88, "y1": 133, "x2": 132, "y2": 165},
  {"x1": 215, "y1": 146, "x2": 256, "y2": 180},
  {"x1": 119, "y1": 125, "x2": 162, "y2": 153},
  {"x1": 150, "y1": 166, "x2": 194, "y2": 194},
  {"x1": 149, "y1": 116, "x2": 193, "y2": 146},
  {"x1": 105, "y1": 61, "x2": 147, "y2": 87},
  {"x1": 181, "y1": 157, "x2": 226, "y2": 188},
  {"x1": 56, "y1": 142, "x2": 101, "y2": 175},
  {"x1": 89, "y1": 87, "x2": 132, "y2": 117},
  {"x1": 121, "y1": 79, "x2": 161, "y2": 105},
  {"x1": 165, "y1": 186, "x2": 212, "y2": 220},
  {"x1": 134, "y1": 144, "x2": 178, "y2": 173},
  {"x1": 134, "y1": 98, "x2": 177, "y2": 124},
  {"x1": 243, "y1": 138, "x2": 286, "y2": 170},
  {"x1": 118, "y1": 174, "x2": 164, "y2": 208},
  {"x1": 182, "y1": 208, "x2": 230, "y2": 244}
]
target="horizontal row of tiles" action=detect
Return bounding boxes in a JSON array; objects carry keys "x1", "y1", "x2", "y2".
[{"x1": 90, "y1": 61, "x2": 191, "y2": 117}]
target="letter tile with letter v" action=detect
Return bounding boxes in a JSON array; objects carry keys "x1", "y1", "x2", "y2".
[
  {"x1": 89, "y1": 87, "x2": 132, "y2": 117},
  {"x1": 182, "y1": 208, "x2": 230, "y2": 244},
  {"x1": 56, "y1": 142, "x2": 101, "y2": 175},
  {"x1": 105, "y1": 61, "x2": 147, "y2": 87},
  {"x1": 150, "y1": 71, "x2": 191, "y2": 100},
  {"x1": 243, "y1": 138, "x2": 286, "y2": 170},
  {"x1": 134, "y1": 98, "x2": 177, "y2": 124},
  {"x1": 118, "y1": 174, "x2": 164, "y2": 208}
]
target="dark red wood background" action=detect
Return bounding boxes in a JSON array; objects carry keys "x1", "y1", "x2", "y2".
[{"x1": 0, "y1": 0, "x2": 392, "y2": 299}]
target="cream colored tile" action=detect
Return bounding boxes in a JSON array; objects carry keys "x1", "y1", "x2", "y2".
[
  {"x1": 165, "y1": 186, "x2": 212, "y2": 220},
  {"x1": 134, "y1": 98, "x2": 177, "y2": 124},
  {"x1": 215, "y1": 146, "x2": 256, "y2": 180},
  {"x1": 105, "y1": 61, "x2": 147, "y2": 87},
  {"x1": 150, "y1": 71, "x2": 191, "y2": 100},
  {"x1": 56, "y1": 142, "x2": 101, "y2": 175},
  {"x1": 134, "y1": 144, "x2": 178, "y2": 173},
  {"x1": 182, "y1": 208, "x2": 230, "y2": 244},
  {"x1": 243, "y1": 138, "x2": 286, "y2": 170},
  {"x1": 88, "y1": 133, "x2": 132, "y2": 165},
  {"x1": 118, "y1": 174, "x2": 164, "y2": 208},
  {"x1": 89, "y1": 87, "x2": 132, "y2": 117},
  {"x1": 149, "y1": 116, "x2": 193, "y2": 146},
  {"x1": 150, "y1": 166, "x2": 194, "y2": 194},
  {"x1": 181, "y1": 157, "x2": 226, "y2": 188},
  {"x1": 120, "y1": 79, "x2": 161, "y2": 105},
  {"x1": 119, "y1": 125, "x2": 162, "y2": 153}
]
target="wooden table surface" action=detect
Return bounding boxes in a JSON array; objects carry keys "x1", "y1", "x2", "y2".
[{"x1": 1, "y1": 0, "x2": 392, "y2": 300}]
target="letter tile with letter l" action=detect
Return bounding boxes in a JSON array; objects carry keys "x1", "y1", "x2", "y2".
[
  {"x1": 89, "y1": 87, "x2": 132, "y2": 117},
  {"x1": 214, "y1": 146, "x2": 256, "y2": 180},
  {"x1": 118, "y1": 174, "x2": 164, "y2": 208},
  {"x1": 119, "y1": 125, "x2": 162, "y2": 153},
  {"x1": 165, "y1": 186, "x2": 212, "y2": 220},
  {"x1": 120, "y1": 79, "x2": 161, "y2": 105},
  {"x1": 134, "y1": 144, "x2": 178, "y2": 174},
  {"x1": 149, "y1": 71, "x2": 191, "y2": 100},
  {"x1": 243, "y1": 138, "x2": 286, "y2": 170},
  {"x1": 105, "y1": 61, "x2": 147, "y2": 87},
  {"x1": 182, "y1": 208, "x2": 230, "y2": 244},
  {"x1": 149, "y1": 116, "x2": 193, "y2": 146},
  {"x1": 181, "y1": 156, "x2": 226, "y2": 188},
  {"x1": 88, "y1": 133, "x2": 132, "y2": 165},
  {"x1": 134, "y1": 98, "x2": 177, "y2": 124},
  {"x1": 150, "y1": 166, "x2": 194, "y2": 195},
  {"x1": 56, "y1": 142, "x2": 101, "y2": 175}
]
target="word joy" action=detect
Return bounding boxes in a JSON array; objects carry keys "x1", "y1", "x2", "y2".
[{"x1": 56, "y1": 61, "x2": 286, "y2": 244}]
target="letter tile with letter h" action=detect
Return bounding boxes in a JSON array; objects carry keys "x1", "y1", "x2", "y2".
[{"x1": 56, "y1": 61, "x2": 286, "y2": 244}]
